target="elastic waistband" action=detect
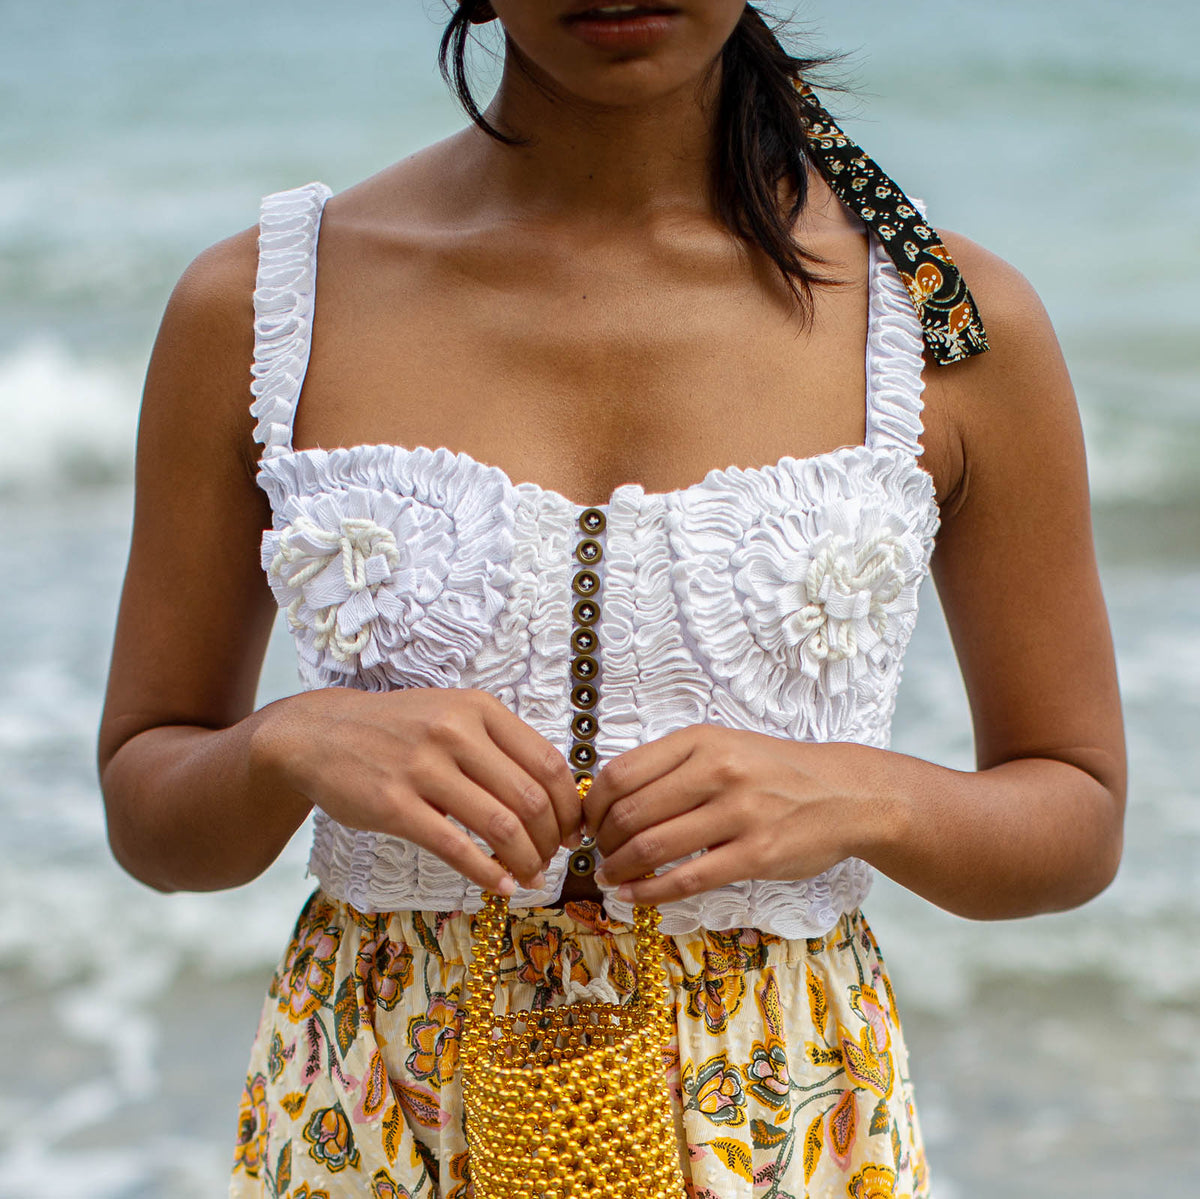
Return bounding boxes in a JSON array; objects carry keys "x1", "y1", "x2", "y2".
[{"x1": 318, "y1": 890, "x2": 871, "y2": 975}]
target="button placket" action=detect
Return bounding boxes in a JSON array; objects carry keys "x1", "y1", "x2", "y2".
[{"x1": 568, "y1": 507, "x2": 607, "y2": 878}]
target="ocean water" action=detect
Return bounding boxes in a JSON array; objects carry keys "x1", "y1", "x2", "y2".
[{"x1": 1, "y1": 1, "x2": 1197, "y2": 1195}]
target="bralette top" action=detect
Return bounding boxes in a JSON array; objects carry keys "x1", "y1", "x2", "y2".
[{"x1": 250, "y1": 181, "x2": 940, "y2": 938}]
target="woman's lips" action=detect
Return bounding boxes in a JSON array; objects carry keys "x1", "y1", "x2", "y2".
[{"x1": 561, "y1": 7, "x2": 681, "y2": 51}]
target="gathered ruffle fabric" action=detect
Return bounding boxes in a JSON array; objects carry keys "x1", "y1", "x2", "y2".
[{"x1": 251, "y1": 182, "x2": 940, "y2": 940}]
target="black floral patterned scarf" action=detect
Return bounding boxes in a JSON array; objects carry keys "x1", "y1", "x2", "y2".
[{"x1": 796, "y1": 83, "x2": 989, "y2": 366}]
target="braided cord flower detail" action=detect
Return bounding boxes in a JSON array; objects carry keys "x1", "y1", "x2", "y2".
[
  {"x1": 732, "y1": 511, "x2": 922, "y2": 696},
  {"x1": 784, "y1": 534, "x2": 905, "y2": 667},
  {"x1": 269, "y1": 515, "x2": 404, "y2": 663}
]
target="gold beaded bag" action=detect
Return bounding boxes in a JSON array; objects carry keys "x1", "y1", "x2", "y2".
[{"x1": 461, "y1": 882, "x2": 686, "y2": 1199}]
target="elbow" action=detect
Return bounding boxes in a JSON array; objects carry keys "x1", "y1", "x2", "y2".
[
  {"x1": 1028, "y1": 776, "x2": 1125, "y2": 918},
  {"x1": 1035, "y1": 746, "x2": 1128, "y2": 915},
  {"x1": 104, "y1": 822, "x2": 178, "y2": 894},
  {"x1": 1060, "y1": 792, "x2": 1125, "y2": 911},
  {"x1": 100, "y1": 782, "x2": 181, "y2": 895}
]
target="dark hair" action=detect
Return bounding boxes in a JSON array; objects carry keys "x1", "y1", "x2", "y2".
[{"x1": 438, "y1": 3, "x2": 847, "y2": 319}]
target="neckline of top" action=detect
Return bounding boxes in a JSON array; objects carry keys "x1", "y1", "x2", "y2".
[
  {"x1": 259, "y1": 439, "x2": 936, "y2": 515},
  {"x1": 251, "y1": 180, "x2": 930, "y2": 495}
]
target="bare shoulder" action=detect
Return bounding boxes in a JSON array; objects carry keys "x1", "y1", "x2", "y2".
[
  {"x1": 162, "y1": 224, "x2": 260, "y2": 352},
  {"x1": 920, "y1": 228, "x2": 1081, "y2": 514},
  {"x1": 141, "y1": 224, "x2": 262, "y2": 482},
  {"x1": 322, "y1": 132, "x2": 477, "y2": 232}
]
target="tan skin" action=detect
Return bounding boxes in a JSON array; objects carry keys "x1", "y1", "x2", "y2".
[{"x1": 98, "y1": 0, "x2": 1125, "y2": 921}]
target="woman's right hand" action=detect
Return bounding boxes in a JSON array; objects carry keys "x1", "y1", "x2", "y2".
[{"x1": 251, "y1": 686, "x2": 581, "y2": 896}]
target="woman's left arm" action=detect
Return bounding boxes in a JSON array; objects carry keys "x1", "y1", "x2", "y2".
[{"x1": 585, "y1": 235, "x2": 1127, "y2": 919}]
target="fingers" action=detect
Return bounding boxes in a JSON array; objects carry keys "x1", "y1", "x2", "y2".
[
  {"x1": 452, "y1": 734, "x2": 563, "y2": 868},
  {"x1": 393, "y1": 802, "x2": 518, "y2": 898},
  {"x1": 585, "y1": 730, "x2": 695, "y2": 835},
  {"x1": 418, "y1": 763, "x2": 548, "y2": 888},
  {"x1": 482, "y1": 699, "x2": 580, "y2": 843},
  {"x1": 594, "y1": 805, "x2": 728, "y2": 888},
  {"x1": 592, "y1": 765, "x2": 712, "y2": 858},
  {"x1": 604, "y1": 843, "x2": 752, "y2": 907}
]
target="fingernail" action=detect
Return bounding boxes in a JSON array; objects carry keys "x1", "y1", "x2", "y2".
[
  {"x1": 566, "y1": 832, "x2": 582, "y2": 850},
  {"x1": 496, "y1": 875, "x2": 516, "y2": 897},
  {"x1": 594, "y1": 868, "x2": 610, "y2": 887},
  {"x1": 528, "y1": 871, "x2": 546, "y2": 890},
  {"x1": 615, "y1": 884, "x2": 633, "y2": 902}
]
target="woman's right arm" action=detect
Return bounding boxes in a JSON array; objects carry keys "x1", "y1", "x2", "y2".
[{"x1": 97, "y1": 232, "x2": 578, "y2": 895}]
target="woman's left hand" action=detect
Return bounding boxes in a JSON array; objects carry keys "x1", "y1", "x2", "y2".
[{"x1": 583, "y1": 725, "x2": 880, "y2": 906}]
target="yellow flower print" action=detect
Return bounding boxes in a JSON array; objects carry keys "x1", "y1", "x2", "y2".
[
  {"x1": 848, "y1": 1161, "x2": 904, "y2": 1199},
  {"x1": 277, "y1": 919, "x2": 343, "y2": 1023},
  {"x1": 370, "y1": 1167, "x2": 411, "y2": 1199},
  {"x1": 850, "y1": 984, "x2": 892, "y2": 1055},
  {"x1": 355, "y1": 934, "x2": 414, "y2": 1012},
  {"x1": 404, "y1": 994, "x2": 461, "y2": 1088},
  {"x1": 514, "y1": 925, "x2": 566, "y2": 992},
  {"x1": 683, "y1": 1054, "x2": 747, "y2": 1127},
  {"x1": 267, "y1": 1030, "x2": 295, "y2": 1083},
  {"x1": 840, "y1": 1024, "x2": 895, "y2": 1100},
  {"x1": 354, "y1": 1049, "x2": 390, "y2": 1123},
  {"x1": 302, "y1": 1102, "x2": 361, "y2": 1173},
  {"x1": 826, "y1": 1090, "x2": 857, "y2": 1171},
  {"x1": 697, "y1": 927, "x2": 772, "y2": 975},
  {"x1": 745, "y1": 1037, "x2": 791, "y2": 1111},
  {"x1": 741, "y1": 969, "x2": 791, "y2": 1109},
  {"x1": 233, "y1": 1071, "x2": 269, "y2": 1177},
  {"x1": 683, "y1": 971, "x2": 747, "y2": 1035},
  {"x1": 446, "y1": 1150, "x2": 471, "y2": 1199}
]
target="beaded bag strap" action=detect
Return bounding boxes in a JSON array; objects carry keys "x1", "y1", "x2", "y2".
[{"x1": 796, "y1": 84, "x2": 989, "y2": 366}]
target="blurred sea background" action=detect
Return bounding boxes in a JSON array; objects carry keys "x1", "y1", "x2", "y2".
[{"x1": 1, "y1": 0, "x2": 1197, "y2": 1195}]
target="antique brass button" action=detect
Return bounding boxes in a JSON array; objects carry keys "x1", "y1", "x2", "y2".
[
  {"x1": 571, "y1": 570, "x2": 599, "y2": 597},
  {"x1": 571, "y1": 683, "x2": 597, "y2": 710},
  {"x1": 578, "y1": 508, "x2": 606, "y2": 535},
  {"x1": 575, "y1": 538, "x2": 603, "y2": 566},
  {"x1": 571, "y1": 712, "x2": 597, "y2": 740},
  {"x1": 573, "y1": 769, "x2": 593, "y2": 787},
  {"x1": 573, "y1": 599, "x2": 599, "y2": 626},
  {"x1": 570, "y1": 742, "x2": 597, "y2": 769},
  {"x1": 568, "y1": 846, "x2": 596, "y2": 877},
  {"x1": 571, "y1": 628, "x2": 598, "y2": 655},
  {"x1": 571, "y1": 655, "x2": 598, "y2": 681}
]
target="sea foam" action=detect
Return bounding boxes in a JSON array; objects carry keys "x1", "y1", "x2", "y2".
[{"x1": 0, "y1": 339, "x2": 137, "y2": 494}]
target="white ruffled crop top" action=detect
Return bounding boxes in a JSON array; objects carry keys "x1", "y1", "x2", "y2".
[{"x1": 250, "y1": 181, "x2": 940, "y2": 938}]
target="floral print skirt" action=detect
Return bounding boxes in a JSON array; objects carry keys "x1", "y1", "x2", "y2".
[{"x1": 229, "y1": 889, "x2": 929, "y2": 1199}]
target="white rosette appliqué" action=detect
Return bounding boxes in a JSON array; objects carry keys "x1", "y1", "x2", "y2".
[
  {"x1": 261, "y1": 473, "x2": 515, "y2": 690},
  {"x1": 669, "y1": 450, "x2": 936, "y2": 741},
  {"x1": 732, "y1": 502, "x2": 924, "y2": 699}
]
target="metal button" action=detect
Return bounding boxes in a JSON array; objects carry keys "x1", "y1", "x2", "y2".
[
  {"x1": 573, "y1": 769, "x2": 593, "y2": 787},
  {"x1": 568, "y1": 847, "x2": 596, "y2": 877},
  {"x1": 571, "y1": 712, "x2": 597, "y2": 740},
  {"x1": 573, "y1": 599, "x2": 599, "y2": 626},
  {"x1": 571, "y1": 683, "x2": 597, "y2": 710},
  {"x1": 571, "y1": 570, "x2": 599, "y2": 597},
  {"x1": 570, "y1": 742, "x2": 597, "y2": 768},
  {"x1": 571, "y1": 627, "x2": 598, "y2": 655},
  {"x1": 571, "y1": 655, "x2": 598, "y2": 681},
  {"x1": 578, "y1": 508, "x2": 607, "y2": 535},
  {"x1": 575, "y1": 538, "x2": 603, "y2": 566}
]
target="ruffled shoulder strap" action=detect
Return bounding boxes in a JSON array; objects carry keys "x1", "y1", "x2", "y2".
[
  {"x1": 864, "y1": 224, "x2": 928, "y2": 457},
  {"x1": 249, "y1": 181, "x2": 332, "y2": 460}
]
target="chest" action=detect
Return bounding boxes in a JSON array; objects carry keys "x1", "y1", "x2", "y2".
[{"x1": 290, "y1": 217, "x2": 876, "y2": 508}]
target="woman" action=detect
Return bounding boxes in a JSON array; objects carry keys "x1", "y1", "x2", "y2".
[{"x1": 98, "y1": 2, "x2": 1125, "y2": 1196}]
